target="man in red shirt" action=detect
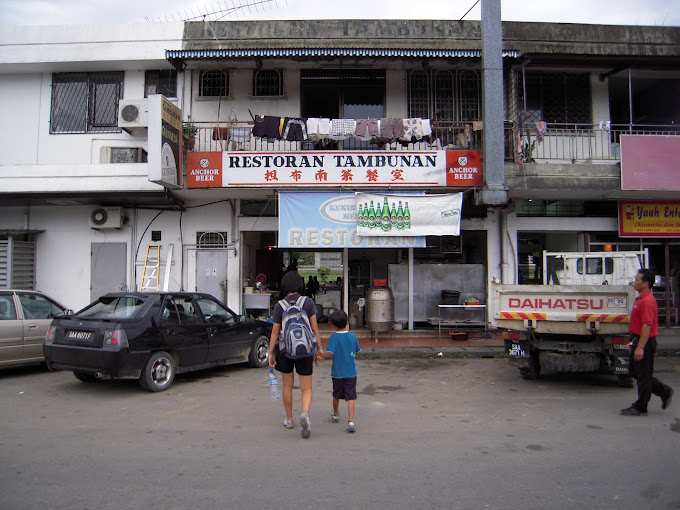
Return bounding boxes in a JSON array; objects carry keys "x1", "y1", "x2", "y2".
[{"x1": 621, "y1": 268, "x2": 674, "y2": 416}]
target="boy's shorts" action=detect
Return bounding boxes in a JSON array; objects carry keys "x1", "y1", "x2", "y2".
[
  {"x1": 332, "y1": 377, "x2": 357, "y2": 400},
  {"x1": 275, "y1": 351, "x2": 314, "y2": 376}
]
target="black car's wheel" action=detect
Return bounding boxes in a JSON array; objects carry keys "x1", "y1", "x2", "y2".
[
  {"x1": 73, "y1": 371, "x2": 99, "y2": 383},
  {"x1": 139, "y1": 351, "x2": 176, "y2": 392},
  {"x1": 248, "y1": 335, "x2": 270, "y2": 368}
]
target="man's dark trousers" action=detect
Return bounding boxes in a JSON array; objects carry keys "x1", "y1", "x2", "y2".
[{"x1": 629, "y1": 336, "x2": 671, "y2": 412}]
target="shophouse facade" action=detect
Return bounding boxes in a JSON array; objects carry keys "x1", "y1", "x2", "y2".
[{"x1": 1, "y1": 20, "x2": 679, "y2": 328}]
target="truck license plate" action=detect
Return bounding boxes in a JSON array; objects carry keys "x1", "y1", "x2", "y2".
[{"x1": 504, "y1": 339, "x2": 529, "y2": 357}]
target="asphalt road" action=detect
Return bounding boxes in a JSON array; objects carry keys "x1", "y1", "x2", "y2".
[{"x1": 1, "y1": 356, "x2": 679, "y2": 510}]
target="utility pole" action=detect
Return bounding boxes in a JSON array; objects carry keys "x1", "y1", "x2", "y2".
[{"x1": 478, "y1": 0, "x2": 508, "y2": 206}]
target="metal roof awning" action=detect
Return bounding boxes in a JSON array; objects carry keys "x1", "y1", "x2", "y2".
[{"x1": 166, "y1": 48, "x2": 520, "y2": 60}]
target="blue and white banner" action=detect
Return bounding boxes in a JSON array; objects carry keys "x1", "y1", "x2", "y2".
[{"x1": 278, "y1": 192, "x2": 426, "y2": 248}]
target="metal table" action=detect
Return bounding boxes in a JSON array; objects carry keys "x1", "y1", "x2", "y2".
[
  {"x1": 244, "y1": 292, "x2": 273, "y2": 317},
  {"x1": 437, "y1": 304, "x2": 488, "y2": 339}
]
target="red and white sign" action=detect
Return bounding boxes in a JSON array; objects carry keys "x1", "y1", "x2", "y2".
[
  {"x1": 186, "y1": 150, "x2": 481, "y2": 189},
  {"x1": 446, "y1": 150, "x2": 482, "y2": 187}
]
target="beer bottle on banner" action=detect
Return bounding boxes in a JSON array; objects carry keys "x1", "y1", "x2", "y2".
[
  {"x1": 396, "y1": 201, "x2": 404, "y2": 230},
  {"x1": 357, "y1": 204, "x2": 364, "y2": 227},
  {"x1": 390, "y1": 203, "x2": 397, "y2": 228},
  {"x1": 368, "y1": 200, "x2": 376, "y2": 229},
  {"x1": 375, "y1": 201, "x2": 382, "y2": 226},
  {"x1": 404, "y1": 202, "x2": 411, "y2": 229},
  {"x1": 382, "y1": 197, "x2": 391, "y2": 232}
]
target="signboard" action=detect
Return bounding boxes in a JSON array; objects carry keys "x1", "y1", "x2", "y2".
[
  {"x1": 355, "y1": 193, "x2": 463, "y2": 237},
  {"x1": 278, "y1": 192, "x2": 426, "y2": 248},
  {"x1": 186, "y1": 150, "x2": 481, "y2": 189},
  {"x1": 148, "y1": 95, "x2": 183, "y2": 189},
  {"x1": 618, "y1": 200, "x2": 680, "y2": 237},
  {"x1": 621, "y1": 135, "x2": 680, "y2": 190}
]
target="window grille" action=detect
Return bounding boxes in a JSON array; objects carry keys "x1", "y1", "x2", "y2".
[
  {"x1": 51, "y1": 72, "x2": 124, "y2": 134},
  {"x1": 516, "y1": 200, "x2": 617, "y2": 217},
  {"x1": 524, "y1": 72, "x2": 591, "y2": 124},
  {"x1": 199, "y1": 70, "x2": 229, "y2": 97},
  {"x1": 196, "y1": 232, "x2": 229, "y2": 248},
  {"x1": 253, "y1": 69, "x2": 283, "y2": 97},
  {"x1": 319, "y1": 252, "x2": 342, "y2": 268},
  {"x1": 407, "y1": 69, "x2": 481, "y2": 121},
  {"x1": 144, "y1": 70, "x2": 177, "y2": 98}
]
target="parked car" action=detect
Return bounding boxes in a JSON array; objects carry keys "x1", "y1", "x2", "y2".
[
  {"x1": 0, "y1": 289, "x2": 72, "y2": 369},
  {"x1": 44, "y1": 292, "x2": 273, "y2": 392}
]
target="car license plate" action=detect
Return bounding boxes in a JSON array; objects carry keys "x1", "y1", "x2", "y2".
[{"x1": 66, "y1": 330, "x2": 94, "y2": 342}]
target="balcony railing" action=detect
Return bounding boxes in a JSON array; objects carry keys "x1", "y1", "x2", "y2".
[{"x1": 186, "y1": 121, "x2": 680, "y2": 163}]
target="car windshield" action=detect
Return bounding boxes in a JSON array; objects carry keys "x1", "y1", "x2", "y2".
[{"x1": 77, "y1": 296, "x2": 147, "y2": 319}]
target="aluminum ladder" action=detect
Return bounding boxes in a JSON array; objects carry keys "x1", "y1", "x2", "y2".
[{"x1": 141, "y1": 245, "x2": 160, "y2": 291}]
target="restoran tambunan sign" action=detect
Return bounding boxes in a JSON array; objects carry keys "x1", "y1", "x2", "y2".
[{"x1": 187, "y1": 150, "x2": 482, "y2": 188}]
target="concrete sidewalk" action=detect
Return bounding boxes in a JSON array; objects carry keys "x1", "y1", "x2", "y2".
[{"x1": 316, "y1": 324, "x2": 680, "y2": 359}]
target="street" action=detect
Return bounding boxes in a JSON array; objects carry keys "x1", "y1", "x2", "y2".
[{"x1": 1, "y1": 356, "x2": 679, "y2": 510}]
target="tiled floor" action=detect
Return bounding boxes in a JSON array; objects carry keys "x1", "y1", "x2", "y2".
[{"x1": 317, "y1": 323, "x2": 503, "y2": 349}]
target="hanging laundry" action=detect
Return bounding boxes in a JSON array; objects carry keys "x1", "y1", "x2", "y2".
[
  {"x1": 252, "y1": 115, "x2": 282, "y2": 140},
  {"x1": 329, "y1": 119, "x2": 356, "y2": 140},
  {"x1": 420, "y1": 119, "x2": 432, "y2": 138},
  {"x1": 212, "y1": 127, "x2": 230, "y2": 140},
  {"x1": 457, "y1": 131, "x2": 469, "y2": 149},
  {"x1": 400, "y1": 118, "x2": 421, "y2": 141},
  {"x1": 380, "y1": 118, "x2": 405, "y2": 139},
  {"x1": 283, "y1": 118, "x2": 308, "y2": 141},
  {"x1": 355, "y1": 118, "x2": 380, "y2": 141},
  {"x1": 535, "y1": 121, "x2": 547, "y2": 143},
  {"x1": 472, "y1": 121, "x2": 483, "y2": 131},
  {"x1": 230, "y1": 127, "x2": 252, "y2": 143},
  {"x1": 307, "y1": 118, "x2": 331, "y2": 141}
]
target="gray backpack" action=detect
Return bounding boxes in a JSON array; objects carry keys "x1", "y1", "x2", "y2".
[{"x1": 279, "y1": 296, "x2": 316, "y2": 359}]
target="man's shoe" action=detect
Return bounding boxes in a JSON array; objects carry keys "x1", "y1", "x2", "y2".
[
  {"x1": 330, "y1": 411, "x2": 339, "y2": 423},
  {"x1": 621, "y1": 406, "x2": 647, "y2": 416},
  {"x1": 347, "y1": 420, "x2": 356, "y2": 433},
  {"x1": 662, "y1": 388, "x2": 674, "y2": 410}
]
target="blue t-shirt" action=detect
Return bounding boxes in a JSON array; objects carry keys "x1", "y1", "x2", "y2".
[{"x1": 326, "y1": 331, "x2": 361, "y2": 378}]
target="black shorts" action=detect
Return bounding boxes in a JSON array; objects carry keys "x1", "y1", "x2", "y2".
[
  {"x1": 332, "y1": 377, "x2": 357, "y2": 400},
  {"x1": 276, "y1": 351, "x2": 314, "y2": 376}
]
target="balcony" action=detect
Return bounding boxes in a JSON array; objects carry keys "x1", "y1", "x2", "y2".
[{"x1": 187, "y1": 121, "x2": 680, "y2": 164}]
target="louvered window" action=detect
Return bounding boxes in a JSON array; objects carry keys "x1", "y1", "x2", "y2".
[
  {"x1": 407, "y1": 69, "x2": 481, "y2": 121},
  {"x1": 50, "y1": 72, "x2": 124, "y2": 134}
]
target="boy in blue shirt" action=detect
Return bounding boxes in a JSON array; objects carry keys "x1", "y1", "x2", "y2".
[{"x1": 316, "y1": 309, "x2": 361, "y2": 432}]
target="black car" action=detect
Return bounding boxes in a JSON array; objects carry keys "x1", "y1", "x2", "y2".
[{"x1": 44, "y1": 292, "x2": 272, "y2": 392}]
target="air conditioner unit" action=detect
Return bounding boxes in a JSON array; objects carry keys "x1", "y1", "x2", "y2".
[
  {"x1": 118, "y1": 99, "x2": 148, "y2": 131},
  {"x1": 89, "y1": 207, "x2": 124, "y2": 229},
  {"x1": 100, "y1": 147, "x2": 148, "y2": 164}
]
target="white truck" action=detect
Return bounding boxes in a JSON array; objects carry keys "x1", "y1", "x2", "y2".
[{"x1": 495, "y1": 251, "x2": 647, "y2": 384}]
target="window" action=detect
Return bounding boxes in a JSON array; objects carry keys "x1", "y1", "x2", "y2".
[
  {"x1": 50, "y1": 72, "x2": 123, "y2": 134},
  {"x1": 196, "y1": 232, "x2": 229, "y2": 248},
  {"x1": 253, "y1": 69, "x2": 283, "y2": 97},
  {"x1": 524, "y1": 71, "x2": 591, "y2": 124},
  {"x1": 408, "y1": 69, "x2": 481, "y2": 121},
  {"x1": 199, "y1": 70, "x2": 229, "y2": 97},
  {"x1": 577, "y1": 257, "x2": 614, "y2": 275},
  {"x1": 145, "y1": 70, "x2": 177, "y2": 98}
]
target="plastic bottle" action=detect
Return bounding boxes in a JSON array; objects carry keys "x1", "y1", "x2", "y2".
[{"x1": 268, "y1": 369, "x2": 281, "y2": 402}]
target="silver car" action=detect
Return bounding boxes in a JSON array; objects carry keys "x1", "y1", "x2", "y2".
[{"x1": 0, "y1": 289, "x2": 71, "y2": 369}]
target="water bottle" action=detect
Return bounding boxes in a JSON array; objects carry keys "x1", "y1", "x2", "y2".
[{"x1": 268, "y1": 369, "x2": 281, "y2": 402}]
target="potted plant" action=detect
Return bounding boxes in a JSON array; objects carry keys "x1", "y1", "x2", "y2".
[{"x1": 182, "y1": 123, "x2": 196, "y2": 151}]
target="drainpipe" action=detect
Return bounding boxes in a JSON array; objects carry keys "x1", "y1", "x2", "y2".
[
  {"x1": 500, "y1": 208, "x2": 509, "y2": 283},
  {"x1": 477, "y1": 0, "x2": 508, "y2": 207}
]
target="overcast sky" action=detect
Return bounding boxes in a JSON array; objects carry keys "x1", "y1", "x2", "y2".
[{"x1": 1, "y1": 0, "x2": 678, "y2": 27}]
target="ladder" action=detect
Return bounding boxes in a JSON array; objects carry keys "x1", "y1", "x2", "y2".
[{"x1": 141, "y1": 245, "x2": 160, "y2": 291}]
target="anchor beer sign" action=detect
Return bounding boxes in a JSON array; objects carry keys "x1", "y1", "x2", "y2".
[{"x1": 445, "y1": 150, "x2": 482, "y2": 187}]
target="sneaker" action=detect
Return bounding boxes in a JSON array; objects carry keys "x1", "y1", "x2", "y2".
[
  {"x1": 283, "y1": 418, "x2": 294, "y2": 429},
  {"x1": 662, "y1": 388, "x2": 674, "y2": 410},
  {"x1": 330, "y1": 411, "x2": 339, "y2": 423},
  {"x1": 347, "y1": 420, "x2": 356, "y2": 433},
  {"x1": 300, "y1": 413, "x2": 311, "y2": 438},
  {"x1": 621, "y1": 406, "x2": 647, "y2": 416}
]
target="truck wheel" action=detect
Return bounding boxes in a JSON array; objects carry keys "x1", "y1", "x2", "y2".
[
  {"x1": 519, "y1": 353, "x2": 541, "y2": 380},
  {"x1": 617, "y1": 375, "x2": 635, "y2": 388}
]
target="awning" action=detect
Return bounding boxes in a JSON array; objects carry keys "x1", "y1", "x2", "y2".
[{"x1": 166, "y1": 48, "x2": 520, "y2": 60}]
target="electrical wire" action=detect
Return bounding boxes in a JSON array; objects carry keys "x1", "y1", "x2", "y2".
[{"x1": 460, "y1": 0, "x2": 481, "y2": 20}]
